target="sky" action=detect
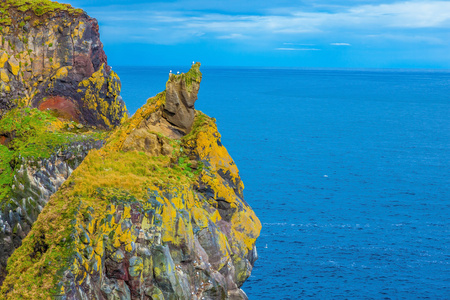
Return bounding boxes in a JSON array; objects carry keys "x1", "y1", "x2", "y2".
[{"x1": 66, "y1": 0, "x2": 450, "y2": 68}]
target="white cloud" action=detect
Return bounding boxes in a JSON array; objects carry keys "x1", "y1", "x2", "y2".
[
  {"x1": 348, "y1": 1, "x2": 450, "y2": 28},
  {"x1": 284, "y1": 43, "x2": 316, "y2": 46},
  {"x1": 275, "y1": 48, "x2": 321, "y2": 51},
  {"x1": 90, "y1": 1, "x2": 450, "y2": 45},
  {"x1": 217, "y1": 33, "x2": 247, "y2": 39}
]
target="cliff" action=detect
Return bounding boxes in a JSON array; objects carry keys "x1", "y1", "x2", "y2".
[
  {"x1": 0, "y1": 1, "x2": 261, "y2": 298},
  {"x1": 0, "y1": 0, "x2": 127, "y2": 128},
  {"x1": 1, "y1": 63, "x2": 261, "y2": 299},
  {"x1": 0, "y1": 0, "x2": 127, "y2": 285},
  {"x1": 0, "y1": 107, "x2": 106, "y2": 283}
]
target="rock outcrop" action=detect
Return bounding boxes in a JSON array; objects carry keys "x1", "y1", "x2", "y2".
[
  {"x1": 163, "y1": 67, "x2": 202, "y2": 132},
  {"x1": 1, "y1": 63, "x2": 261, "y2": 299},
  {"x1": 0, "y1": 1, "x2": 261, "y2": 298},
  {"x1": 0, "y1": 0, "x2": 127, "y2": 128}
]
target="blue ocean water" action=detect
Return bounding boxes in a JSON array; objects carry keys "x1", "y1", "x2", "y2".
[{"x1": 115, "y1": 66, "x2": 450, "y2": 299}]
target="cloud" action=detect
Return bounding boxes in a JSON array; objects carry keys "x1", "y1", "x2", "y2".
[
  {"x1": 217, "y1": 33, "x2": 247, "y2": 39},
  {"x1": 275, "y1": 48, "x2": 321, "y2": 51},
  {"x1": 86, "y1": 1, "x2": 450, "y2": 45},
  {"x1": 284, "y1": 43, "x2": 316, "y2": 46}
]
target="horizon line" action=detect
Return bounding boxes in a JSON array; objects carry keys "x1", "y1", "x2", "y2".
[{"x1": 110, "y1": 65, "x2": 450, "y2": 72}]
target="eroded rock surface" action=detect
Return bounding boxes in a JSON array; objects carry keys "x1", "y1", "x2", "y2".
[
  {"x1": 0, "y1": 1, "x2": 127, "y2": 128},
  {"x1": 163, "y1": 65, "x2": 202, "y2": 132}
]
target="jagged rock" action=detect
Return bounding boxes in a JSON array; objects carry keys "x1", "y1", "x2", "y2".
[
  {"x1": 0, "y1": 1, "x2": 127, "y2": 128},
  {"x1": 0, "y1": 52, "x2": 8, "y2": 68},
  {"x1": 163, "y1": 63, "x2": 202, "y2": 132},
  {"x1": 6, "y1": 57, "x2": 19, "y2": 76}
]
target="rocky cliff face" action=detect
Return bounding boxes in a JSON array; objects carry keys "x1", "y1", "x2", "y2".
[
  {"x1": 0, "y1": 136, "x2": 104, "y2": 284},
  {"x1": 0, "y1": 105, "x2": 109, "y2": 284},
  {"x1": 1, "y1": 63, "x2": 262, "y2": 299},
  {"x1": 0, "y1": 0, "x2": 126, "y2": 128},
  {"x1": 0, "y1": 0, "x2": 128, "y2": 286}
]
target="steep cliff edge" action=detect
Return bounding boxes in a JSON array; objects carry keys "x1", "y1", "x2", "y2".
[
  {"x1": 0, "y1": 107, "x2": 108, "y2": 284},
  {"x1": 1, "y1": 63, "x2": 262, "y2": 299},
  {"x1": 0, "y1": 0, "x2": 127, "y2": 128},
  {"x1": 0, "y1": 0, "x2": 128, "y2": 285}
]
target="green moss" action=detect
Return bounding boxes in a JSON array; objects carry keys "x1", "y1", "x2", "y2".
[
  {"x1": 1, "y1": 64, "x2": 213, "y2": 298},
  {"x1": 0, "y1": 145, "x2": 13, "y2": 200},
  {"x1": 182, "y1": 62, "x2": 202, "y2": 92},
  {"x1": 0, "y1": 108, "x2": 107, "y2": 206},
  {"x1": 182, "y1": 111, "x2": 209, "y2": 143},
  {"x1": 7, "y1": 0, "x2": 83, "y2": 17},
  {"x1": 0, "y1": 0, "x2": 82, "y2": 27}
]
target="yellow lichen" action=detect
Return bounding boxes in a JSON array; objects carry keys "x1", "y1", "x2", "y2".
[
  {"x1": 0, "y1": 52, "x2": 8, "y2": 68},
  {"x1": 7, "y1": 57, "x2": 19, "y2": 76},
  {"x1": 1, "y1": 69, "x2": 9, "y2": 83},
  {"x1": 54, "y1": 66, "x2": 71, "y2": 79},
  {"x1": 0, "y1": 64, "x2": 261, "y2": 299}
]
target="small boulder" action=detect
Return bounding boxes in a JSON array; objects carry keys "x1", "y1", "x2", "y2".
[
  {"x1": 0, "y1": 70, "x2": 9, "y2": 83},
  {"x1": 7, "y1": 57, "x2": 20, "y2": 76},
  {"x1": 0, "y1": 52, "x2": 8, "y2": 68}
]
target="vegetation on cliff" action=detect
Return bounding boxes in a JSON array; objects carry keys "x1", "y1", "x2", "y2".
[
  {"x1": 0, "y1": 107, "x2": 106, "y2": 204},
  {"x1": 1, "y1": 64, "x2": 261, "y2": 300},
  {"x1": 0, "y1": 0, "x2": 82, "y2": 25}
]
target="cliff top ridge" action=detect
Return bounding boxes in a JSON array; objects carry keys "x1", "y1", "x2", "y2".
[{"x1": 0, "y1": 0, "x2": 83, "y2": 25}]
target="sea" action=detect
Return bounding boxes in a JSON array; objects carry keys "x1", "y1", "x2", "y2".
[{"x1": 115, "y1": 66, "x2": 450, "y2": 300}]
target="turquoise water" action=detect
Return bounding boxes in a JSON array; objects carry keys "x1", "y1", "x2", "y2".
[{"x1": 115, "y1": 66, "x2": 450, "y2": 299}]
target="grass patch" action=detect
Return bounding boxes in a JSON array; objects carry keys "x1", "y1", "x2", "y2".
[
  {"x1": 7, "y1": 0, "x2": 82, "y2": 16},
  {"x1": 0, "y1": 107, "x2": 107, "y2": 206},
  {"x1": 0, "y1": 0, "x2": 82, "y2": 25}
]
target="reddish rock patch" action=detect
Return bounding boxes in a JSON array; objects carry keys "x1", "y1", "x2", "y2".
[
  {"x1": 73, "y1": 54, "x2": 95, "y2": 77},
  {"x1": 0, "y1": 136, "x2": 7, "y2": 146},
  {"x1": 38, "y1": 96, "x2": 80, "y2": 121}
]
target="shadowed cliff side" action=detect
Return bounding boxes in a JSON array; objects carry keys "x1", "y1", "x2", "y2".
[
  {"x1": 0, "y1": 0, "x2": 127, "y2": 128},
  {"x1": 1, "y1": 63, "x2": 261, "y2": 300}
]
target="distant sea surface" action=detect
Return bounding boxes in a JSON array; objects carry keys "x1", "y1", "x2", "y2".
[{"x1": 115, "y1": 66, "x2": 450, "y2": 299}]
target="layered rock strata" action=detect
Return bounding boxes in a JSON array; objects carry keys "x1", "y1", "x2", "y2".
[
  {"x1": 0, "y1": 0, "x2": 127, "y2": 128},
  {"x1": 1, "y1": 63, "x2": 261, "y2": 300}
]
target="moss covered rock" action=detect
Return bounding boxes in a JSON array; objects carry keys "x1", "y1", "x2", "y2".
[
  {"x1": 0, "y1": 107, "x2": 108, "y2": 283},
  {"x1": 0, "y1": 0, "x2": 127, "y2": 128},
  {"x1": 1, "y1": 64, "x2": 261, "y2": 299}
]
